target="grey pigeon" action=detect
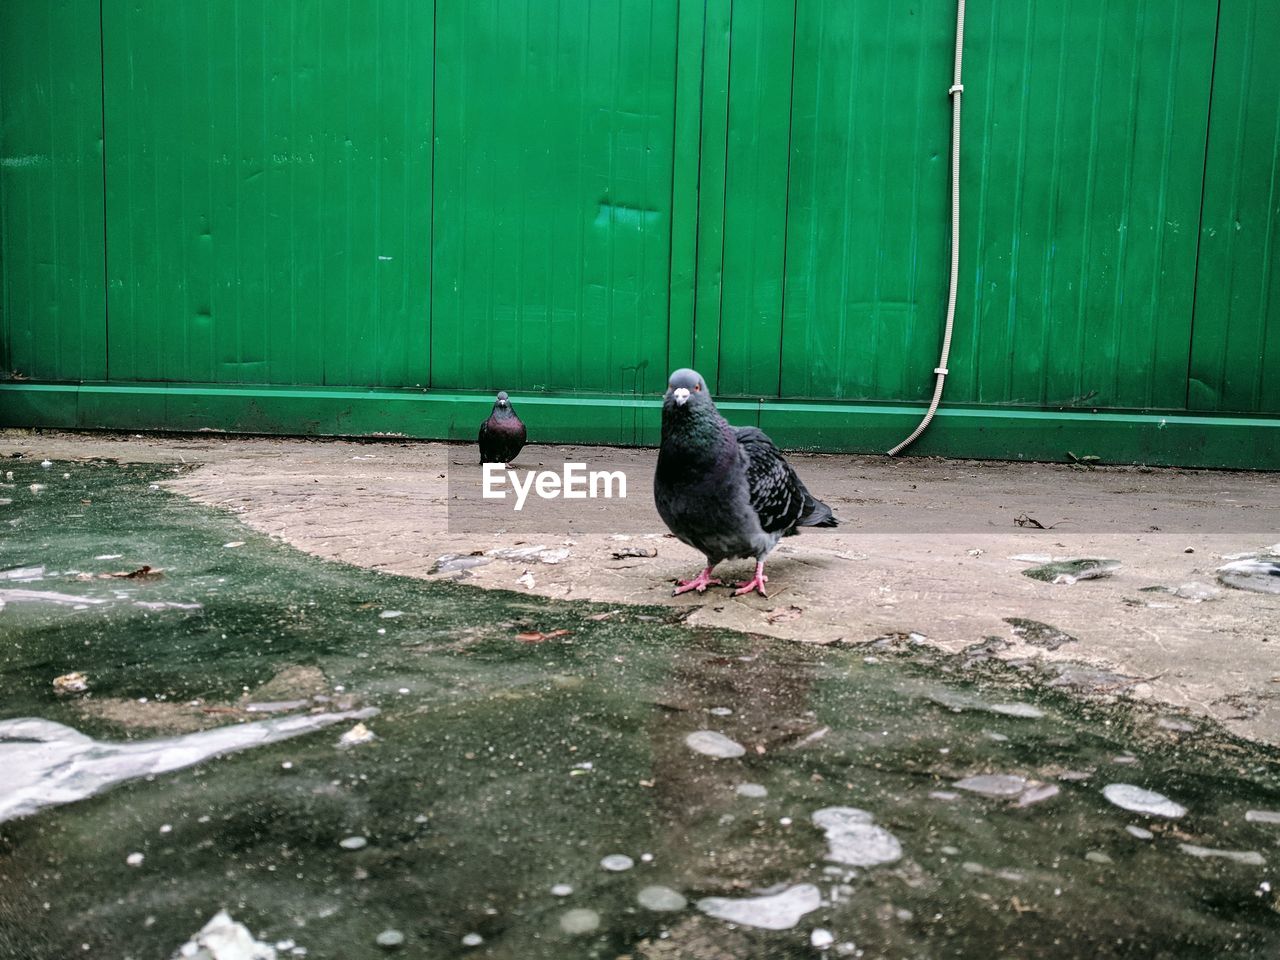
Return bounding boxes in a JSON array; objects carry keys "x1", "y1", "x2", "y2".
[
  {"x1": 653, "y1": 368, "x2": 837, "y2": 597},
  {"x1": 478, "y1": 391, "x2": 526, "y2": 466}
]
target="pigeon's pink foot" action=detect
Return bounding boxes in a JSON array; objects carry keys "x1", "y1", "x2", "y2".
[
  {"x1": 673, "y1": 566, "x2": 722, "y2": 596},
  {"x1": 732, "y1": 562, "x2": 769, "y2": 598}
]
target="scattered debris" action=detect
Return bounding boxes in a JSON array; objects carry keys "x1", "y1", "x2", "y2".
[
  {"x1": 52, "y1": 671, "x2": 89, "y2": 695},
  {"x1": 1245, "y1": 810, "x2": 1280, "y2": 825},
  {"x1": 958, "y1": 636, "x2": 1014, "y2": 666},
  {"x1": 429, "y1": 553, "x2": 492, "y2": 575},
  {"x1": 611, "y1": 546, "x2": 657, "y2": 559},
  {"x1": 0, "y1": 565, "x2": 44, "y2": 581},
  {"x1": 244, "y1": 700, "x2": 310, "y2": 714},
  {"x1": 685, "y1": 730, "x2": 746, "y2": 759},
  {"x1": 338, "y1": 723, "x2": 377, "y2": 747},
  {"x1": 637, "y1": 886, "x2": 688, "y2": 912},
  {"x1": 1005, "y1": 617, "x2": 1078, "y2": 650},
  {"x1": 169, "y1": 910, "x2": 281, "y2": 960},
  {"x1": 515, "y1": 570, "x2": 536, "y2": 589},
  {"x1": 765, "y1": 605, "x2": 804, "y2": 624},
  {"x1": 514, "y1": 629, "x2": 571, "y2": 644},
  {"x1": 107, "y1": 565, "x2": 164, "y2": 580},
  {"x1": 375, "y1": 929, "x2": 405, "y2": 950},
  {"x1": 126, "y1": 851, "x2": 144, "y2": 867},
  {"x1": 1015, "y1": 783, "x2": 1061, "y2": 807},
  {"x1": 1022, "y1": 558, "x2": 1120, "y2": 584},
  {"x1": 735, "y1": 783, "x2": 768, "y2": 798},
  {"x1": 928, "y1": 690, "x2": 1045, "y2": 719},
  {"x1": 811, "y1": 929, "x2": 836, "y2": 949},
  {"x1": 1067, "y1": 452, "x2": 1102, "y2": 468},
  {"x1": 697, "y1": 883, "x2": 822, "y2": 931},
  {"x1": 1046, "y1": 665, "x2": 1147, "y2": 696},
  {"x1": 812, "y1": 807, "x2": 903, "y2": 867},
  {"x1": 600, "y1": 854, "x2": 634, "y2": 872},
  {"x1": 1140, "y1": 582, "x2": 1223, "y2": 602},
  {"x1": 1217, "y1": 557, "x2": 1280, "y2": 595},
  {"x1": 487, "y1": 545, "x2": 570, "y2": 565},
  {"x1": 559, "y1": 908, "x2": 601, "y2": 935},
  {"x1": 1013, "y1": 514, "x2": 1064, "y2": 530},
  {"x1": 1102, "y1": 784, "x2": 1186, "y2": 818},
  {"x1": 339, "y1": 836, "x2": 368, "y2": 850},
  {"x1": 954, "y1": 774, "x2": 1029, "y2": 798},
  {"x1": 1178, "y1": 844, "x2": 1265, "y2": 866},
  {"x1": 0, "y1": 589, "x2": 106, "y2": 606}
]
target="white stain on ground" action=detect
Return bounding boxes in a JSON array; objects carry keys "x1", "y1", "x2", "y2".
[
  {"x1": 1102, "y1": 783, "x2": 1187, "y2": 818},
  {"x1": 684, "y1": 730, "x2": 746, "y2": 759},
  {"x1": 697, "y1": 883, "x2": 822, "y2": 930},
  {"x1": 0, "y1": 708, "x2": 377, "y2": 823},
  {"x1": 811, "y1": 807, "x2": 903, "y2": 867}
]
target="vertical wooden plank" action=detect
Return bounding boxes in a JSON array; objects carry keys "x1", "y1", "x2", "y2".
[
  {"x1": 1, "y1": 0, "x2": 106, "y2": 382},
  {"x1": 713, "y1": 0, "x2": 796, "y2": 398},
  {"x1": 952, "y1": 0, "x2": 1215, "y2": 410},
  {"x1": 1190, "y1": 0, "x2": 1280, "y2": 415},
  {"x1": 101, "y1": 0, "x2": 432, "y2": 387},
  {"x1": 691, "y1": 0, "x2": 732, "y2": 386},
  {"x1": 430, "y1": 0, "x2": 678, "y2": 395},
  {"x1": 779, "y1": 0, "x2": 951, "y2": 401},
  {"x1": 777, "y1": 0, "x2": 1213, "y2": 408}
]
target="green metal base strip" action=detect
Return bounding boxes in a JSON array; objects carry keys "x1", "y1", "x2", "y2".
[{"x1": 1, "y1": 382, "x2": 1277, "y2": 470}]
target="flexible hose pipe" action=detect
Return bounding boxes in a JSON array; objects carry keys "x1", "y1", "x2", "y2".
[{"x1": 888, "y1": 0, "x2": 965, "y2": 456}]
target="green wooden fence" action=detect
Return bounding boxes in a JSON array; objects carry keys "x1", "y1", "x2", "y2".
[{"x1": 2, "y1": 1, "x2": 1278, "y2": 467}]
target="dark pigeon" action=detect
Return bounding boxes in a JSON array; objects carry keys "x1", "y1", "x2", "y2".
[
  {"x1": 478, "y1": 391, "x2": 526, "y2": 466},
  {"x1": 653, "y1": 368, "x2": 837, "y2": 597}
]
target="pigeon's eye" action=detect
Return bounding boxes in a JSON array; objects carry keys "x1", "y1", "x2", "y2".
[{"x1": 694, "y1": 383, "x2": 702, "y2": 392}]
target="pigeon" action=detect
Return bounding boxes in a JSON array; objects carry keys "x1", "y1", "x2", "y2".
[
  {"x1": 653, "y1": 368, "x2": 837, "y2": 597},
  {"x1": 478, "y1": 391, "x2": 526, "y2": 466}
]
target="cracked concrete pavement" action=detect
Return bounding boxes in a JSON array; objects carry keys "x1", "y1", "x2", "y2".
[{"x1": 4, "y1": 429, "x2": 1278, "y2": 744}]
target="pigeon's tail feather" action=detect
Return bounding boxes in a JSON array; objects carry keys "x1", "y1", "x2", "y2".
[{"x1": 797, "y1": 494, "x2": 838, "y2": 528}]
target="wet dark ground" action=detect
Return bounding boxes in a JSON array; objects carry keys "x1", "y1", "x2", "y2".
[{"x1": 1, "y1": 461, "x2": 1278, "y2": 959}]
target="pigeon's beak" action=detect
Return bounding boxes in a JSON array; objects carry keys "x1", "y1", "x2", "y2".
[{"x1": 672, "y1": 387, "x2": 690, "y2": 406}]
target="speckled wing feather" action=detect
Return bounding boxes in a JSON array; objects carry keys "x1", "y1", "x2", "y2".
[{"x1": 734, "y1": 427, "x2": 809, "y2": 534}]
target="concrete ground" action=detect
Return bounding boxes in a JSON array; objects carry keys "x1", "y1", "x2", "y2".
[{"x1": 4, "y1": 429, "x2": 1279, "y2": 744}]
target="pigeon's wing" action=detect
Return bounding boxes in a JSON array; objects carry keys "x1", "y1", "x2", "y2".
[
  {"x1": 734, "y1": 427, "x2": 808, "y2": 534},
  {"x1": 478, "y1": 419, "x2": 494, "y2": 462}
]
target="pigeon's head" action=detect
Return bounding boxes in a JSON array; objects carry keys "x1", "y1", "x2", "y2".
[
  {"x1": 494, "y1": 390, "x2": 510, "y2": 410},
  {"x1": 663, "y1": 368, "x2": 713, "y2": 415}
]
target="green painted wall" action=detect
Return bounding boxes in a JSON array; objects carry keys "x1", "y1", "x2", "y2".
[
  {"x1": 100, "y1": 0, "x2": 434, "y2": 387},
  {"x1": 1190, "y1": 0, "x2": 1280, "y2": 415},
  {"x1": 0, "y1": 0, "x2": 106, "y2": 383},
  {"x1": 430, "y1": 0, "x2": 677, "y2": 395},
  {"x1": 1, "y1": 1, "x2": 1278, "y2": 466}
]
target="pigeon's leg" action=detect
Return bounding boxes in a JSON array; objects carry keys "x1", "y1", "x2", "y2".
[
  {"x1": 731, "y1": 561, "x2": 769, "y2": 598},
  {"x1": 673, "y1": 565, "x2": 722, "y2": 596}
]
